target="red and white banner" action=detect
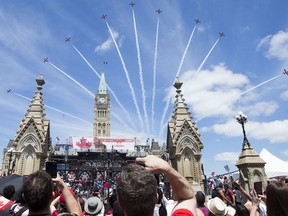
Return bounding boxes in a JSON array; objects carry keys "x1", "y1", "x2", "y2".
[{"x1": 69, "y1": 136, "x2": 136, "y2": 152}]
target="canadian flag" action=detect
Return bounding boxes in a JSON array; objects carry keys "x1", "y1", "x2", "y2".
[{"x1": 0, "y1": 195, "x2": 13, "y2": 210}]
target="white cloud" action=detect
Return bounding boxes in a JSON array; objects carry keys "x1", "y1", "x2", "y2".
[
  {"x1": 257, "y1": 30, "x2": 288, "y2": 61},
  {"x1": 212, "y1": 119, "x2": 288, "y2": 143},
  {"x1": 94, "y1": 28, "x2": 120, "y2": 53},
  {"x1": 240, "y1": 101, "x2": 278, "y2": 117},
  {"x1": 174, "y1": 64, "x2": 250, "y2": 119},
  {"x1": 214, "y1": 152, "x2": 240, "y2": 164},
  {"x1": 280, "y1": 90, "x2": 288, "y2": 101}
]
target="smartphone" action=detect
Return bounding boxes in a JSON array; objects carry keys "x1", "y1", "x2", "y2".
[{"x1": 46, "y1": 161, "x2": 58, "y2": 178}]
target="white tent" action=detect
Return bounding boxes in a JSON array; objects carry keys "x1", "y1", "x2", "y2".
[{"x1": 260, "y1": 148, "x2": 288, "y2": 178}]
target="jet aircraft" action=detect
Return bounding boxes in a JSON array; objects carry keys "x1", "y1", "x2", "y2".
[
  {"x1": 43, "y1": 57, "x2": 48, "y2": 63},
  {"x1": 65, "y1": 37, "x2": 71, "y2": 42},
  {"x1": 219, "y1": 32, "x2": 225, "y2": 37},
  {"x1": 284, "y1": 69, "x2": 288, "y2": 75},
  {"x1": 129, "y1": 2, "x2": 136, "y2": 7},
  {"x1": 6, "y1": 89, "x2": 11, "y2": 93},
  {"x1": 156, "y1": 9, "x2": 162, "y2": 14},
  {"x1": 101, "y1": 15, "x2": 107, "y2": 19},
  {"x1": 194, "y1": 19, "x2": 201, "y2": 24}
]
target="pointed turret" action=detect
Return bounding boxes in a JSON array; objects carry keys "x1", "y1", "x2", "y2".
[
  {"x1": 98, "y1": 73, "x2": 107, "y2": 95},
  {"x1": 167, "y1": 77, "x2": 204, "y2": 191},
  {"x1": 9, "y1": 73, "x2": 51, "y2": 175}
]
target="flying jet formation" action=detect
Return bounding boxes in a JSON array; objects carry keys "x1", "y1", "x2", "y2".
[
  {"x1": 65, "y1": 37, "x2": 71, "y2": 42},
  {"x1": 156, "y1": 9, "x2": 162, "y2": 14},
  {"x1": 284, "y1": 69, "x2": 288, "y2": 75},
  {"x1": 219, "y1": 32, "x2": 225, "y2": 37},
  {"x1": 103, "y1": 61, "x2": 108, "y2": 65},
  {"x1": 194, "y1": 18, "x2": 201, "y2": 24},
  {"x1": 129, "y1": 2, "x2": 136, "y2": 7},
  {"x1": 43, "y1": 57, "x2": 48, "y2": 63},
  {"x1": 6, "y1": 89, "x2": 11, "y2": 93},
  {"x1": 101, "y1": 14, "x2": 107, "y2": 19}
]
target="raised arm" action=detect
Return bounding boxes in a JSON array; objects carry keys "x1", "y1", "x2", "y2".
[
  {"x1": 52, "y1": 175, "x2": 82, "y2": 216},
  {"x1": 232, "y1": 181, "x2": 252, "y2": 201},
  {"x1": 136, "y1": 155, "x2": 197, "y2": 216}
]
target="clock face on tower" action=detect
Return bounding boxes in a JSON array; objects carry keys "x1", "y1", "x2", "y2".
[{"x1": 99, "y1": 97, "x2": 106, "y2": 104}]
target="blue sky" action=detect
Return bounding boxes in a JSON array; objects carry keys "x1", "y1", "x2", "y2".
[{"x1": 0, "y1": 0, "x2": 288, "y2": 175}]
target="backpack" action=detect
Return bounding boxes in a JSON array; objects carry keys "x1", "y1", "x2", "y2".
[{"x1": 9, "y1": 204, "x2": 28, "y2": 216}]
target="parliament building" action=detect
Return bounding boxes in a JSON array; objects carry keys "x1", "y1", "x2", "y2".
[{"x1": 2, "y1": 73, "x2": 205, "y2": 190}]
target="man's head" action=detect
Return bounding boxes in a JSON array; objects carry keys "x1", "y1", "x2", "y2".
[
  {"x1": 117, "y1": 163, "x2": 158, "y2": 216},
  {"x1": 23, "y1": 170, "x2": 53, "y2": 213},
  {"x1": 3, "y1": 185, "x2": 15, "y2": 200}
]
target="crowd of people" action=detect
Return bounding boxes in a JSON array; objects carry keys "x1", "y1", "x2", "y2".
[{"x1": 1, "y1": 155, "x2": 288, "y2": 216}]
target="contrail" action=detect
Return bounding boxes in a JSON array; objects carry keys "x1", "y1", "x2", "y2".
[
  {"x1": 49, "y1": 62, "x2": 131, "y2": 129},
  {"x1": 195, "y1": 74, "x2": 282, "y2": 123},
  {"x1": 240, "y1": 74, "x2": 281, "y2": 95},
  {"x1": 105, "y1": 20, "x2": 144, "y2": 131},
  {"x1": 151, "y1": 16, "x2": 160, "y2": 132},
  {"x1": 71, "y1": 43, "x2": 135, "y2": 129},
  {"x1": 132, "y1": 9, "x2": 149, "y2": 134},
  {"x1": 158, "y1": 95, "x2": 171, "y2": 138},
  {"x1": 175, "y1": 25, "x2": 197, "y2": 78},
  {"x1": 49, "y1": 62, "x2": 94, "y2": 97},
  {"x1": 158, "y1": 25, "x2": 197, "y2": 136},
  {"x1": 12, "y1": 92, "x2": 92, "y2": 125},
  {"x1": 194, "y1": 38, "x2": 219, "y2": 78}
]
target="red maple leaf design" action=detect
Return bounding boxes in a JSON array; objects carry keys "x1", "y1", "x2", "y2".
[{"x1": 76, "y1": 137, "x2": 92, "y2": 148}]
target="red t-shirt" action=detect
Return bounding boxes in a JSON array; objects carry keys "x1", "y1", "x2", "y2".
[{"x1": 172, "y1": 209, "x2": 194, "y2": 216}]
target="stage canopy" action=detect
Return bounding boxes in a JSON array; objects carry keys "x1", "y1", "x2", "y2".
[{"x1": 260, "y1": 148, "x2": 288, "y2": 178}]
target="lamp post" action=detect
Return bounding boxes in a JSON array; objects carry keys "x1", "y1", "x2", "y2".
[
  {"x1": 7, "y1": 147, "x2": 14, "y2": 175},
  {"x1": 236, "y1": 111, "x2": 251, "y2": 150}
]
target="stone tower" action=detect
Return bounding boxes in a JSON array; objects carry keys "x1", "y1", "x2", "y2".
[
  {"x1": 167, "y1": 77, "x2": 204, "y2": 191},
  {"x1": 2, "y1": 74, "x2": 51, "y2": 175},
  {"x1": 235, "y1": 113, "x2": 267, "y2": 194},
  {"x1": 93, "y1": 72, "x2": 110, "y2": 137}
]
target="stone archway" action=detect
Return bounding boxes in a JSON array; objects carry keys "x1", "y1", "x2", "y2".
[{"x1": 19, "y1": 145, "x2": 37, "y2": 175}]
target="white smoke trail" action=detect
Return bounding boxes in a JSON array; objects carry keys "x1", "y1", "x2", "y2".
[
  {"x1": 175, "y1": 25, "x2": 197, "y2": 78},
  {"x1": 195, "y1": 74, "x2": 282, "y2": 123},
  {"x1": 71, "y1": 44, "x2": 135, "y2": 129},
  {"x1": 12, "y1": 92, "x2": 92, "y2": 125},
  {"x1": 49, "y1": 62, "x2": 94, "y2": 97},
  {"x1": 49, "y1": 62, "x2": 131, "y2": 129},
  {"x1": 158, "y1": 25, "x2": 197, "y2": 137},
  {"x1": 151, "y1": 16, "x2": 160, "y2": 132},
  {"x1": 132, "y1": 9, "x2": 149, "y2": 134},
  {"x1": 105, "y1": 20, "x2": 144, "y2": 131},
  {"x1": 158, "y1": 96, "x2": 171, "y2": 138},
  {"x1": 194, "y1": 39, "x2": 219, "y2": 78},
  {"x1": 240, "y1": 74, "x2": 281, "y2": 95}
]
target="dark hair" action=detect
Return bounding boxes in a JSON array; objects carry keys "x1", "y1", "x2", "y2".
[
  {"x1": 117, "y1": 164, "x2": 157, "y2": 216},
  {"x1": 113, "y1": 200, "x2": 125, "y2": 216},
  {"x1": 266, "y1": 183, "x2": 288, "y2": 216},
  {"x1": 3, "y1": 185, "x2": 15, "y2": 200},
  {"x1": 23, "y1": 170, "x2": 53, "y2": 212},
  {"x1": 235, "y1": 203, "x2": 249, "y2": 216},
  {"x1": 195, "y1": 191, "x2": 205, "y2": 207}
]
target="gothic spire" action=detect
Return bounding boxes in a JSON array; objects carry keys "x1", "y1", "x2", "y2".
[{"x1": 98, "y1": 73, "x2": 107, "y2": 94}]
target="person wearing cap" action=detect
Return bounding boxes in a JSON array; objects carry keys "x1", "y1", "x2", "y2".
[
  {"x1": 84, "y1": 196, "x2": 104, "y2": 216},
  {"x1": 207, "y1": 197, "x2": 236, "y2": 216},
  {"x1": 116, "y1": 155, "x2": 198, "y2": 216}
]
